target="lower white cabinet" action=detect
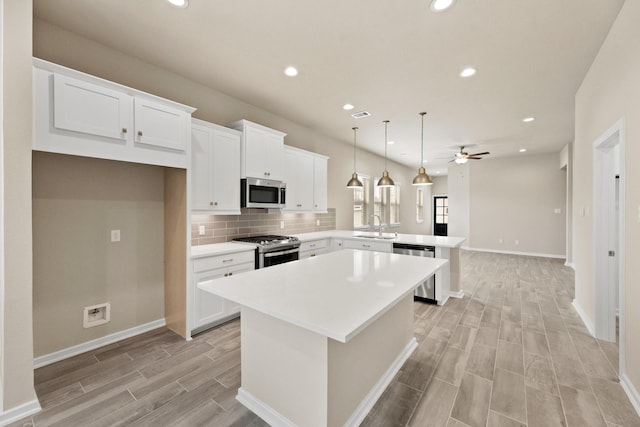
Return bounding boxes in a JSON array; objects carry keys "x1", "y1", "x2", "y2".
[
  {"x1": 300, "y1": 239, "x2": 330, "y2": 259},
  {"x1": 192, "y1": 250, "x2": 254, "y2": 333},
  {"x1": 342, "y1": 239, "x2": 392, "y2": 253}
]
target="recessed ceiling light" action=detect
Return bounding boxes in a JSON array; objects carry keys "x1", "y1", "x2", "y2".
[
  {"x1": 387, "y1": 140, "x2": 395, "y2": 145},
  {"x1": 343, "y1": 104, "x2": 354, "y2": 110},
  {"x1": 431, "y1": 0, "x2": 455, "y2": 12},
  {"x1": 460, "y1": 67, "x2": 477, "y2": 78},
  {"x1": 522, "y1": 117, "x2": 535, "y2": 122},
  {"x1": 166, "y1": 0, "x2": 188, "y2": 7},
  {"x1": 520, "y1": 148, "x2": 527, "y2": 152},
  {"x1": 284, "y1": 66, "x2": 298, "y2": 77}
]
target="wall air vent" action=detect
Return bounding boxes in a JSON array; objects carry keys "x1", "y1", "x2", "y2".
[{"x1": 351, "y1": 111, "x2": 371, "y2": 119}]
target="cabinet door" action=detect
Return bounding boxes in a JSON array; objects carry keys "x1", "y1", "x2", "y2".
[
  {"x1": 53, "y1": 74, "x2": 132, "y2": 141},
  {"x1": 342, "y1": 239, "x2": 392, "y2": 253},
  {"x1": 191, "y1": 126, "x2": 213, "y2": 211},
  {"x1": 194, "y1": 272, "x2": 228, "y2": 330},
  {"x1": 211, "y1": 129, "x2": 241, "y2": 213},
  {"x1": 313, "y1": 156, "x2": 328, "y2": 212},
  {"x1": 283, "y1": 149, "x2": 313, "y2": 211},
  {"x1": 263, "y1": 131, "x2": 284, "y2": 181},
  {"x1": 134, "y1": 98, "x2": 188, "y2": 152},
  {"x1": 244, "y1": 125, "x2": 284, "y2": 180}
]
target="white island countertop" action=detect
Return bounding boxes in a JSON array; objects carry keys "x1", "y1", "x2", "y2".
[
  {"x1": 199, "y1": 249, "x2": 447, "y2": 343},
  {"x1": 292, "y1": 230, "x2": 466, "y2": 248}
]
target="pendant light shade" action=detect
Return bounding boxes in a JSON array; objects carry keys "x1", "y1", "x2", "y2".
[
  {"x1": 413, "y1": 112, "x2": 433, "y2": 186},
  {"x1": 346, "y1": 127, "x2": 364, "y2": 188},
  {"x1": 377, "y1": 120, "x2": 395, "y2": 188}
]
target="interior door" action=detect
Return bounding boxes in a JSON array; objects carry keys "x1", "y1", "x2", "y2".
[{"x1": 433, "y1": 196, "x2": 448, "y2": 236}]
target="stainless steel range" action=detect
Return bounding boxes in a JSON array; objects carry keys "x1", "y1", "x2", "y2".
[{"x1": 232, "y1": 235, "x2": 301, "y2": 269}]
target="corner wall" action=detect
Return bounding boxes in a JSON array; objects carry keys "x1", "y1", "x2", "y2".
[
  {"x1": 1, "y1": 0, "x2": 37, "y2": 414},
  {"x1": 574, "y1": 0, "x2": 640, "y2": 400}
]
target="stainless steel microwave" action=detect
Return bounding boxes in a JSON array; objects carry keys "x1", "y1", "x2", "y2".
[{"x1": 241, "y1": 178, "x2": 286, "y2": 209}]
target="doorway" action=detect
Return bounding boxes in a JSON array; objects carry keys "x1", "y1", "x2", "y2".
[
  {"x1": 592, "y1": 118, "x2": 624, "y2": 359},
  {"x1": 433, "y1": 196, "x2": 448, "y2": 236}
]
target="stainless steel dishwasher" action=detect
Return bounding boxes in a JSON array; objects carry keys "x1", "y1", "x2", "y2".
[{"x1": 392, "y1": 243, "x2": 436, "y2": 303}]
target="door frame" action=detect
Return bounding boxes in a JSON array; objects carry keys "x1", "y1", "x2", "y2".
[
  {"x1": 592, "y1": 118, "x2": 625, "y2": 364},
  {"x1": 433, "y1": 194, "x2": 448, "y2": 236}
]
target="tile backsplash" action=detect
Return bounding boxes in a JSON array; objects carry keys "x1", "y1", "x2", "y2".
[{"x1": 191, "y1": 208, "x2": 336, "y2": 246}]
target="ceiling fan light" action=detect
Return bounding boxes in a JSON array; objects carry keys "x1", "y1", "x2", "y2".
[
  {"x1": 431, "y1": 0, "x2": 455, "y2": 12},
  {"x1": 412, "y1": 167, "x2": 433, "y2": 186},
  {"x1": 347, "y1": 173, "x2": 364, "y2": 188},
  {"x1": 455, "y1": 157, "x2": 468, "y2": 164},
  {"x1": 377, "y1": 170, "x2": 395, "y2": 187}
]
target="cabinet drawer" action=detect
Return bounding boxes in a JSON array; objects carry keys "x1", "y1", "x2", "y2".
[
  {"x1": 193, "y1": 250, "x2": 255, "y2": 273},
  {"x1": 343, "y1": 239, "x2": 392, "y2": 253},
  {"x1": 299, "y1": 239, "x2": 329, "y2": 252}
]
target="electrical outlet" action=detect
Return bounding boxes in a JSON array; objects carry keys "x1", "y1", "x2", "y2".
[
  {"x1": 554, "y1": 208, "x2": 562, "y2": 214},
  {"x1": 316, "y1": 219, "x2": 320, "y2": 226},
  {"x1": 498, "y1": 238, "x2": 503, "y2": 244},
  {"x1": 110, "y1": 229, "x2": 120, "y2": 242},
  {"x1": 515, "y1": 240, "x2": 519, "y2": 245},
  {"x1": 83, "y1": 303, "x2": 111, "y2": 328},
  {"x1": 198, "y1": 225, "x2": 206, "y2": 236},
  {"x1": 280, "y1": 221, "x2": 285, "y2": 229}
]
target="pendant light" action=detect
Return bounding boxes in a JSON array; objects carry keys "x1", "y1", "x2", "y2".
[
  {"x1": 377, "y1": 120, "x2": 395, "y2": 187},
  {"x1": 412, "y1": 112, "x2": 433, "y2": 186},
  {"x1": 346, "y1": 127, "x2": 364, "y2": 188}
]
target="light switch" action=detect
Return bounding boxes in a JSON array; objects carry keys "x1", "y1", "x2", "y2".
[
  {"x1": 110, "y1": 229, "x2": 120, "y2": 242},
  {"x1": 554, "y1": 208, "x2": 562, "y2": 214},
  {"x1": 316, "y1": 219, "x2": 320, "y2": 226}
]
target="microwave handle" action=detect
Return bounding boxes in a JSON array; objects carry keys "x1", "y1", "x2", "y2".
[{"x1": 280, "y1": 187, "x2": 286, "y2": 205}]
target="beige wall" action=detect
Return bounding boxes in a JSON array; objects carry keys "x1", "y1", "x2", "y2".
[
  {"x1": 32, "y1": 153, "x2": 166, "y2": 356},
  {"x1": 431, "y1": 176, "x2": 448, "y2": 196},
  {"x1": 32, "y1": 19, "x2": 431, "y2": 237},
  {"x1": 447, "y1": 163, "x2": 470, "y2": 241},
  {"x1": 1, "y1": 0, "x2": 37, "y2": 410},
  {"x1": 469, "y1": 153, "x2": 566, "y2": 256},
  {"x1": 574, "y1": 0, "x2": 640, "y2": 391}
]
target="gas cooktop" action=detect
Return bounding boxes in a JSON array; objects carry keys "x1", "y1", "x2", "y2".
[{"x1": 232, "y1": 235, "x2": 300, "y2": 247}]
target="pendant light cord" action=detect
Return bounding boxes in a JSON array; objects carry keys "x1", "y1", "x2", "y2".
[
  {"x1": 352, "y1": 127, "x2": 358, "y2": 170},
  {"x1": 420, "y1": 112, "x2": 426, "y2": 165},
  {"x1": 383, "y1": 120, "x2": 389, "y2": 170}
]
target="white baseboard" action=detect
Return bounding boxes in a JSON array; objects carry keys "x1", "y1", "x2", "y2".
[
  {"x1": 620, "y1": 374, "x2": 640, "y2": 418},
  {"x1": 468, "y1": 246, "x2": 566, "y2": 259},
  {"x1": 236, "y1": 338, "x2": 418, "y2": 427},
  {"x1": 449, "y1": 290, "x2": 464, "y2": 299},
  {"x1": 564, "y1": 261, "x2": 575, "y2": 269},
  {"x1": 571, "y1": 299, "x2": 595, "y2": 336},
  {"x1": 0, "y1": 399, "x2": 41, "y2": 427},
  {"x1": 34, "y1": 318, "x2": 166, "y2": 368},
  {"x1": 344, "y1": 338, "x2": 418, "y2": 427}
]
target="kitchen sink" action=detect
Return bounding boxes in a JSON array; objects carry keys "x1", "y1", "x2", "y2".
[{"x1": 354, "y1": 234, "x2": 397, "y2": 240}]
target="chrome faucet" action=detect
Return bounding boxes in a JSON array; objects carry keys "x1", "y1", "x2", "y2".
[{"x1": 373, "y1": 215, "x2": 385, "y2": 236}]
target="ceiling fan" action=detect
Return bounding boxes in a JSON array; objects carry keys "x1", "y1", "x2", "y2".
[{"x1": 450, "y1": 146, "x2": 490, "y2": 164}]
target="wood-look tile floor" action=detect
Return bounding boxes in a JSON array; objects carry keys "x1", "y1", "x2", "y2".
[{"x1": 11, "y1": 251, "x2": 640, "y2": 427}]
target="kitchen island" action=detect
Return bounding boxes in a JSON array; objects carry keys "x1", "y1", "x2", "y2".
[{"x1": 199, "y1": 249, "x2": 447, "y2": 427}]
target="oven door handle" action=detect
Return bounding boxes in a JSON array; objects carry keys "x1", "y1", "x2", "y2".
[{"x1": 264, "y1": 248, "x2": 300, "y2": 258}]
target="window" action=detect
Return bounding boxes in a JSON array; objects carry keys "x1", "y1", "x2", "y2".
[
  {"x1": 374, "y1": 178, "x2": 400, "y2": 227},
  {"x1": 353, "y1": 176, "x2": 400, "y2": 228},
  {"x1": 416, "y1": 188, "x2": 424, "y2": 223},
  {"x1": 353, "y1": 175, "x2": 370, "y2": 229}
]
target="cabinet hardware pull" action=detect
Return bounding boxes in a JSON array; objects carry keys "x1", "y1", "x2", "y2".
[
  {"x1": 311, "y1": 253, "x2": 316, "y2": 257},
  {"x1": 310, "y1": 244, "x2": 316, "y2": 248},
  {"x1": 229, "y1": 272, "x2": 233, "y2": 276},
  {"x1": 214, "y1": 202, "x2": 218, "y2": 206},
  {"x1": 137, "y1": 130, "x2": 143, "y2": 137},
  {"x1": 122, "y1": 128, "x2": 128, "y2": 134},
  {"x1": 363, "y1": 245, "x2": 370, "y2": 248},
  {"x1": 210, "y1": 201, "x2": 214, "y2": 206},
  {"x1": 222, "y1": 258, "x2": 233, "y2": 263},
  {"x1": 224, "y1": 273, "x2": 228, "y2": 277}
]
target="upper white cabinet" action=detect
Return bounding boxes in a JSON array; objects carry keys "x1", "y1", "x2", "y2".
[
  {"x1": 283, "y1": 146, "x2": 329, "y2": 213},
  {"x1": 227, "y1": 120, "x2": 286, "y2": 181},
  {"x1": 33, "y1": 58, "x2": 195, "y2": 168},
  {"x1": 191, "y1": 119, "x2": 241, "y2": 214}
]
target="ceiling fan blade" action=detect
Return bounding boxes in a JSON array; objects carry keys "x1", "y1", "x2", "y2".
[
  {"x1": 466, "y1": 156, "x2": 483, "y2": 160},
  {"x1": 467, "y1": 151, "x2": 490, "y2": 156}
]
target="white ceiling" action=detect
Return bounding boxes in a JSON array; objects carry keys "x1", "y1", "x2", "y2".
[{"x1": 33, "y1": 0, "x2": 624, "y2": 175}]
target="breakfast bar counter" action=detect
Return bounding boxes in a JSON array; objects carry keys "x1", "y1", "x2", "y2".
[{"x1": 199, "y1": 249, "x2": 447, "y2": 426}]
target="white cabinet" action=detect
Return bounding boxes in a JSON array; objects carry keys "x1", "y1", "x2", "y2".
[
  {"x1": 313, "y1": 156, "x2": 328, "y2": 212},
  {"x1": 134, "y1": 98, "x2": 189, "y2": 152},
  {"x1": 228, "y1": 120, "x2": 286, "y2": 181},
  {"x1": 192, "y1": 250, "x2": 255, "y2": 333},
  {"x1": 284, "y1": 148, "x2": 314, "y2": 211},
  {"x1": 283, "y1": 146, "x2": 329, "y2": 213},
  {"x1": 33, "y1": 58, "x2": 195, "y2": 168},
  {"x1": 300, "y1": 239, "x2": 330, "y2": 259},
  {"x1": 342, "y1": 239, "x2": 392, "y2": 253},
  {"x1": 52, "y1": 74, "x2": 132, "y2": 141},
  {"x1": 191, "y1": 119, "x2": 241, "y2": 214},
  {"x1": 330, "y1": 239, "x2": 343, "y2": 252}
]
